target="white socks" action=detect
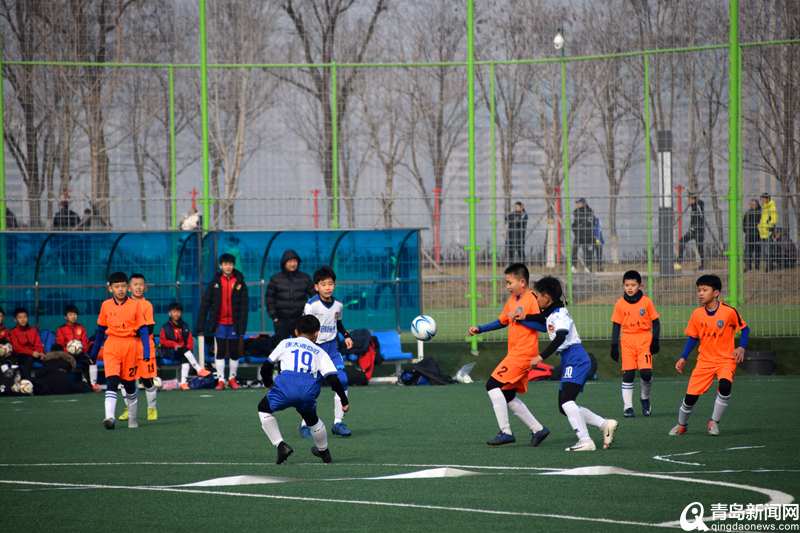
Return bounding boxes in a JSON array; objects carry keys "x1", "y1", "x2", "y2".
[
  {"x1": 579, "y1": 406, "x2": 605, "y2": 428},
  {"x1": 89, "y1": 365, "x2": 98, "y2": 385},
  {"x1": 562, "y1": 400, "x2": 590, "y2": 441},
  {"x1": 334, "y1": 390, "x2": 349, "y2": 424},
  {"x1": 183, "y1": 350, "x2": 203, "y2": 372},
  {"x1": 711, "y1": 393, "x2": 730, "y2": 423},
  {"x1": 105, "y1": 390, "x2": 117, "y2": 419},
  {"x1": 181, "y1": 363, "x2": 191, "y2": 384},
  {"x1": 621, "y1": 382, "x2": 634, "y2": 410},
  {"x1": 145, "y1": 386, "x2": 157, "y2": 410},
  {"x1": 127, "y1": 390, "x2": 138, "y2": 421},
  {"x1": 488, "y1": 388, "x2": 511, "y2": 434},
  {"x1": 641, "y1": 378, "x2": 652, "y2": 400},
  {"x1": 259, "y1": 412, "x2": 283, "y2": 446},
  {"x1": 310, "y1": 420, "x2": 328, "y2": 450},
  {"x1": 678, "y1": 399, "x2": 694, "y2": 426},
  {"x1": 507, "y1": 397, "x2": 544, "y2": 432},
  {"x1": 229, "y1": 359, "x2": 239, "y2": 380},
  {"x1": 215, "y1": 358, "x2": 226, "y2": 381}
]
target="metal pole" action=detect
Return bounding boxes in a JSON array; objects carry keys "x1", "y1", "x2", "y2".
[
  {"x1": 727, "y1": 0, "x2": 740, "y2": 308},
  {"x1": 331, "y1": 61, "x2": 339, "y2": 229},
  {"x1": 490, "y1": 63, "x2": 498, "y2": 307},
  {"x1": 644, "y1": 53, "x2": 654, "y2": 295},
  {"x1": 199, "y1": 0, "x2": 211, "y2": 230},
  {"x1": 169, "y1": 66, "x2": 178, "y2": 230},
  {"x1": 737, "y1": 45, "x2": 744, "y2": 304},
  {"x1": 466, "y1": 0, "x2": 480, "y2": 354},
  {"x1": 0, "y1": 18, "x2": 6, "y2": 232},
  {"x1": 560, "y1": 36, "x2": 572, "y2": 302}
]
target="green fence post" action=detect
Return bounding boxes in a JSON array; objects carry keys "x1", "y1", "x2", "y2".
[
  {"x1": 466, "y1": 0, "x2": 480, "y2": 354},
  {"x1": 331, "y1": 61, "x2": 339, "y2": 229},
  {"x1": 169, "y1": 65, "x2": 178, "y2": 230},
  {"x1": 644, "y1": 53, "x2": 653, "y2": 295},
  {"x1": 727, "y1": 0, "x2": 740, "y2": 309},
  {"x1": 0, "y1": 18, "x2": 6, "y2": 232},
  {"x1": 199, "y1": 0, "x2": 211, "y2": 230},
  {"x1": 490, "y1": 62, "x2": 498, "y2": 307},
  {"x1": 737, "y1": 45, "x2": 744, "y2": 305}
]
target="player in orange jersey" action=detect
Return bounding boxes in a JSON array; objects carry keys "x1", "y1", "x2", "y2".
[
  {"x1": 120, "y1": 273, "x2": 159, "y2": 422},
  {"x1": 89, "y1": 272, "x2": 151, "y2": 430},
  {"x1": 610, "y1": 270, "x2": 660, "y2": 418},
  {"x1": 670, "y1": 274, "x2": 749, "y2": 436},
  {"x1": 468, "y1": 263, "x2": 550, "y2": 447}
]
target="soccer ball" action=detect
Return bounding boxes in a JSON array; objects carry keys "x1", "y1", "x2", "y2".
[
  {"x1": 13, "y1": 379, "x2": 34, "y2": 395},
  {"x1": 153, "y1": 376, "x2": 163, "y2": 390},
  {"x1": 66, "y1": 340, "x2": 83, "y2": 355},
  {"x1": 0, "y1": 343, "x2": 12, "y2": 357},
  {"x1": 411, "y1": 315, "x2": 437, "y2": 341}
]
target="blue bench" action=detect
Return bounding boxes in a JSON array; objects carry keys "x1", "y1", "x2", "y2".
[{"x1": 371, "y1": 331, "x2": 414, "y2": 382}]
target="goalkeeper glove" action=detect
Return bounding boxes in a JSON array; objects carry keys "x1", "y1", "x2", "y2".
[
  {"x1": 610, "y1": 344, "x2": 619, "y2": 363},
  {"x1": 650, "y1": 337, "x2": 660, "y2": 355}
]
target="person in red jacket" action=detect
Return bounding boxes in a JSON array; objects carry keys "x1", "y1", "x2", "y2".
[
  {"x1": 0, "y1": 306, "x2": 12, "y2": 373},
  {"x1": 9, "y1": 307, "x2": 45, "y2": 380},
  {"x1": 160, "y1": 303, "x2": 210, "y2": 389},
  {"x1": 54, "y1": 305, "x2": 99, "y2": 392},
  {"x1": 0, "y1": 306, "x2": 9, "y2": 343}
]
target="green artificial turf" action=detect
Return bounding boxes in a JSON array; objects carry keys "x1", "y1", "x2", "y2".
[{"x1": 3, "y1": 375, "x2": 799, "y2": 532}]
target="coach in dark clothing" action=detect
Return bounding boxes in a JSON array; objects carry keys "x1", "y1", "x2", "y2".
[
  {"x1": 571, "y1": 198, "x2": 595, "y2": 273},
  {"x1": 53, "y1": 201, "x2": 80, "y2": 229},
  {"x1": 743, "y1": 199, "x2": 761, "y2": 271},
  {"x1": 676, "y1": 195, "x2": 706, "y2": 270},
  {"x1": 266, "y1": 249, "x2": 316, "y2": 343},
  {"x1": 33, "y1": 351, "x2": 89, "y2": 395}
]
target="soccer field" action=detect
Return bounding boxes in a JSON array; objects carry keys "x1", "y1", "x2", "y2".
[{"x1": 3, "y1": 376, "x2": 800, "y2": 533}]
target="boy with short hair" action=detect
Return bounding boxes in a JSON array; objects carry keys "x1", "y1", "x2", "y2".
[
  {"x1": 610, "y1": 270, "x2": 660, "y2": 418},
  {"x1": 197, "y1": 253, "x2": 249, "y2": 390},
  {"x1": 300, "y1": 266, "x2": 354, "y2": 437},
  {"x1": 512, "y1": 276, "x2": 618, "y2": 451},
  {"x1": 468, "y1": 263, "x2": 550, "y2": 447},
  {"x1": 670, "y1": 274, "x2": 749, "y2": 436},
  {"x1": 55, "y1": 304, "x2": 99, "y2": 392},
  {"x1": 89, "y1": 272, "x2": 150, "y2": 430},
  {"x1": 121, "y1": 274, "x2": 159, "y2": 421},
  {"x1": 8, "y1": 307, "x2": 45, "y2": 381},
  {"x1": 257, "y1": 315, "x2": 349, "y2": 464},
  {"x1": 160, "y1": 302, "x2": 211, "y2": 389}
]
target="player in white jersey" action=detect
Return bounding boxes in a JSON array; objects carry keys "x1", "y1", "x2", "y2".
[
  {"x1": 300, "y1": 266, "x2": 354, "y2": 437},
  {"x1": 257, "y1": 315, "x2": 349, "y2": 464},
  {"x1": 510, "y1": 276, "x2": 618, "y2": 452}
]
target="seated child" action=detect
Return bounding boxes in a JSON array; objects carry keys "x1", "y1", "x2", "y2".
[
  {"x1": 8, "y1": 307, "x2": 45, "y2": 380},
  {"x1": 159, "y1": 302, "x2": 211, "y2": 388},
  {"x1": 54, "y1": 305, "x2": 99, "y2": 392}
]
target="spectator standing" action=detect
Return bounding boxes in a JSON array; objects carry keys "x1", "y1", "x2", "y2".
[
  {"x1": 742, "y1": 199, "x2": 761, "y2": 272},
  {"x1": 765, "y1": 227, "x2": 797, "y2": 272},
  {"x1": 758, "y1": 193, "x2": 778, "y2": 265},
  {"x1": 571, "y1": 198, "x2": 595, "y2": 273},
  {"x1": 674, "y1": 195, "x2": 706, "y2": 271},
  {"x1": 266, "y1": 249, "x2": 316, "y2": 344},
  {"x1": 505, "y1": 202, "x2": 528, "y2": 262},
  {"x1": 53, "y1": 201, "x2": 80, "y2": 229}
]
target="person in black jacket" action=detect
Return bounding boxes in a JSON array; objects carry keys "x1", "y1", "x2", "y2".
[
  {"x1": 505, "y1": 201, "x2": 528, "y2": 262},
  {"x1": 266, "y1": 249, "x2": 316, "y2": 344},
  {"x1": 742, "y1": 199, "x2": 761, "y2": 272},
  {"x1": 571, "y1": 198, "x2": 595, "y2": 273},
  {"x1": 53, "y1": 201, "x2": 80, "y2": 229},
  {"x1": 675, "y1": 195, "x2": 706, "y2": 271},
  {"x1": 196, "y1": 253, "x2": 249, "y2": 390},
  {"x1": 32, "y1": 351, "x2": 90, "y2": 395}
]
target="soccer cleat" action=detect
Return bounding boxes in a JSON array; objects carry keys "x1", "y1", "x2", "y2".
[
  {"x1": 311, "y1": 446, "x2": 333, "y2": 464},
  {"x1": 332, "y1": 422, "x2": 352, "y2": 436},
  {"x1": 601, "y1": 419, "x2": 619, "y2": 449},
  {"x1": 92, "y1": 383, "x2": 102, "y2": 392},
  {"x1": 299, "y1": 425, "x2": 313, "y2": 439},
  {"x1": 180, "y1": 383, "x2": 190, "y2": 390},
  {"x1": 228, "y1": 378, "x2": 240, "y2": 390},
  {"x1": 215, "y1": 380, "x2": 226, "y2": 390},
  {"x1": 708, "y1": 421, "x2": 720, "y2": 436},
  {"x1": 276, "y1": 441, "x2": 294, "y2": 464},
  {"x1": 641, "y1": 398, "x2": 652, "y2": 417},
  {"x1": 128, "y1": 418, "x2": 138, "y2": 429},
  {"x1": 527, "y1": 427, "x2": 551, "y2": 447},
  {"x1": 102, "y1": 417, "x2": 115, "y2": 430},
  {"x1": 669, "y1": 424, "x2": 688, "y2": 435},
  {"x1": 486, "y1": 432, "x2": 516, "y2": 446},
  {"x1": 197, "y1": 368, "x2": 211, "y2": 377},
  {"x1": 624, "y1": 408, "x2": 635, "y2": 418},
  {"x1": 148, "y1": 408, "x2": 158, "y2": 420},
  {"x1": 673, "y1": 262, "x2": 682, "y2": 270},
  {"x1": 566, "y1": 439, "x2": 596, "y2": 451},
  {"x1": 119, "y1": 407, "x2": 129, "y2": 421}
]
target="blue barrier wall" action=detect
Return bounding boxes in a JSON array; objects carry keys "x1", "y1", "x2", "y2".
[{"x1": 0, "y1": 230, "x2": 420, "y2": 338}]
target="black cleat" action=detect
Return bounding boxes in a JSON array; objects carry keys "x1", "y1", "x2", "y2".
[
  {"x1": 527, "y1": 427, "x2": 550, "y2": 447},
  {"x1": 276, "y1": 441, "x2": 294, "y2": 464},
  {"x1": 311, "y1": 446, "x2": 332, "y2": 463}
]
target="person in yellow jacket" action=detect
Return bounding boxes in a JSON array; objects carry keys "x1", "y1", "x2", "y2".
[{"x1": 758, "y1": 193, "x2": 778, "y2": 269}]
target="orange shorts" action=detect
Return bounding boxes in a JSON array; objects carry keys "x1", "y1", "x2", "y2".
[
  {"x1": 621, "y1": 334, "x2": 653, "y2": 371},
  {"x1": 136, "y1": 339, "x2": 158, "y2": 379},
  {"x1": 686, "y1": 358, "x2": 737, "y2": 396},
  {"x1": 103, "y1": 337, "x2": 139, "y2": 381},
  {"x1": 492, "y1": 355, "x2": 532, "y2": 394}
]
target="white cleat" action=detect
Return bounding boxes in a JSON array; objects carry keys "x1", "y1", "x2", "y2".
[
  {"x1": 708, "y1": 421, "x2": 719, "y2": 436},
  {"x1": 566, "y1": 439, "x2": 596, "y2": 451},
  {"x1": 128, "y1": 418, "x2": 138, "y2": 429},
  {"x1": 669, "y1": 424, "x2": 688, "y2": 435},
  {"x1": 601, "y1": 419, "x2": 619, "y2": 449}
]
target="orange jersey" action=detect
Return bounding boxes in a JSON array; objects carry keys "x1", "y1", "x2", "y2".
[
  {"x1": 98, "y1": 297, "x2": 145, "y2": 338},
  {"x1": 498, "y1": 291, "x2": 541, "y2": 361},
  {"x1": 133, "y1": 297, "x2": 157, "y2": 362},
  {"x1": 611, "y1": 295, "x2": 659, "y2": 337},
  {"x1": 685, "y1": 303, "x2": 746, "y2": 365}
]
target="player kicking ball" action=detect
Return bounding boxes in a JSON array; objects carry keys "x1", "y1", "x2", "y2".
[
  {"x1": 670, "y1": 274, "x2": 749, "y2": 436},
  {"x1": 257, "y1": 315, "x2": 349, "y2": 464},
  {"x1": 510, "y1": 276, "x2": 618, "y2": 451}
]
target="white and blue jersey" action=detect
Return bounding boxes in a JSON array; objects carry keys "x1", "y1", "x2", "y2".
[
  {"x1": 303, "y1": 296, "x2": 346, "y2": 371},
  {"x1": 546, "y1": 307, "x2": 591, "y2": 389},
  {"x1": 266, "y1": 338, "x2": 338, "y2": 413}
]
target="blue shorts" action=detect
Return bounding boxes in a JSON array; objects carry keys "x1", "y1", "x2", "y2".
[
  {"x1": 216, "y1": 324, "x2": 239, "y2": 340},
  {"x1": 319, "y1": 339, "x2": 348, "y2": 390},
  {"x1": 267, "y1": 371, "x2": 321, "y2": 414},
  {"x1": 558, "y1": 344, "x2": 591, "y2": 392}
]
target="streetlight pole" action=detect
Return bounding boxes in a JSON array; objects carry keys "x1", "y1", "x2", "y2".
[{"x1": 555, "y1": 27, "x2": 572, "y2": 301}]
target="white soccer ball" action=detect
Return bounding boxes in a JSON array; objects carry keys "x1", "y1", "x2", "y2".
[
  {"x1": 153, "y1": 376, "x2": 163, "y2": 390},
  {"x1": 66, "y1": 340, "x2": 83, "y2": 355},
  {"x1": 14, "y1": 379, "x2": 34, "y2": 395},
  {"x1": 0, "y1": 343, "x2": 12, "y2": 357},
  {"x1": 411, "y1": 315, "x2": 437, "y2": 341}
]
